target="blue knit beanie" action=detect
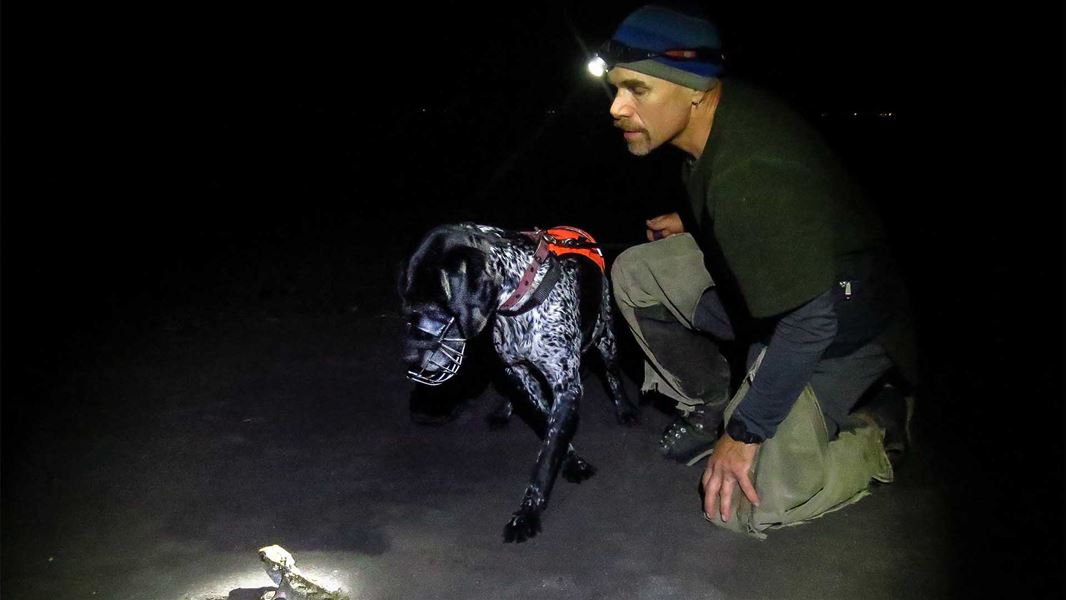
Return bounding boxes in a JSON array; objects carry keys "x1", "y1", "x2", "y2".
[{"x1": 611, "y1": 4, "x2": 723, "y2": 90}]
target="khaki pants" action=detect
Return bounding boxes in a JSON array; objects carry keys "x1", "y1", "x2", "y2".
[
  {"x1": 611, "y1": 234, "x2": 894, "y2": 538},
  {"x1": 610, "y1": 234, "x2": 718, "y2": 413}
]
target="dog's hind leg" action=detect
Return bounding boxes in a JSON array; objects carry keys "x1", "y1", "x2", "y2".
[
  {"x1": 594, "y1": 317, "x2": 640, "y2": 425},
  {"x1": 503, "y1": 364, "x2": 584, "y2": 543},
  {"x1": 502, "y1": 365, "x2": 595, "y2": 482}
]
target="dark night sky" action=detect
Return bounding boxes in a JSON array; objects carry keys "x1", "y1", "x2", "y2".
[
  {"x1": 7, "y1": 3, "x2": 1061, "y2": 212},
  {"x1": 7, "y1": 8, "x2": 1061, "y2": 280},
  {"x1": 4, "y1": 3, "x2": 1064, "y2": 422}
]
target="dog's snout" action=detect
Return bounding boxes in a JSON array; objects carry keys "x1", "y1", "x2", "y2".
[
  {"x1": 402, "y1": 337, "x2": 428, "y2": 367},
  {"x1": 403, "y1": 348, "x2": 422, "y2": 366}
]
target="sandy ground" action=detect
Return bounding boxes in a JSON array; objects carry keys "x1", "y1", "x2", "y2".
[
  {"x1": 4, "y1": 218, "x2": 1063, "y2": 599},
  {"x1": 3, "y1": 305, "x2": 960, "y2": 600}
]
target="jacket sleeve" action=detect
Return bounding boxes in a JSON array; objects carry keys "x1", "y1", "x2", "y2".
[{"x1": 730, "y1": 288, "x2": 837, "y2": 440}]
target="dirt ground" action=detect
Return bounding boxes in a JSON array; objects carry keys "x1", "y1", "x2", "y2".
[
  {"x1": 5, "y1": 202, "x2": 1066, "y2": 599},
  {"x1": 3, "y1": 214, "x2": 1063, "y2": 600},
  {"x1": 28, "y1": 205, "x2": 1066, "y2": 600},
  {"x1": 4, "y1": 301, "x2": 962, "y2": 600}
]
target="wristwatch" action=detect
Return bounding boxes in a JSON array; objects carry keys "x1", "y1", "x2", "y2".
[{"x1": 726, "y1": 417, "x2": 764, "y2": 444}]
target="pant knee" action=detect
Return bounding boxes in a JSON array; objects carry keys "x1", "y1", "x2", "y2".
[{"x1": 611, "y1": 244, "x2": 655, "y2": 299}]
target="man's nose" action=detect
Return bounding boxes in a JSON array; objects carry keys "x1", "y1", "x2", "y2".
[{"x1": 609, "y1": 92, "x2": 630, "y2": 121}]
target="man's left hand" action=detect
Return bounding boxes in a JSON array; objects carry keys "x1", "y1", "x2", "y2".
[
  {"x1": 645, "y1": 213, "x2": 684, "y2": 241},
  {"x1": 701, "y1": 435, "x2": 761, "y2": 522}
]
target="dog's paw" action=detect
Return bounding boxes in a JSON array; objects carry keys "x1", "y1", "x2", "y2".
[
  {"x1": 486, "y1": 412, "x2": 511, "y2": 430},
  {"x1": 562, "y1": 455, "x2": 597, "y2": 483},
  {"x1": 486, "y1": 418, "x2": 510, "y2": 430},
  {"x1": 486, "y1": 400, "x2": 513, "y2": 429},
  {"x1": 503, "y1": 509, "x2": 542, "y2": 543},
  {"x1": 616, "y1": 405, "x2": 641, "y2": 426}
]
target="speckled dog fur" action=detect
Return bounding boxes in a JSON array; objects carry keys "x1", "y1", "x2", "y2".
[{"x1": 400, "y1": 223, "x2": 638, "y2": 543}]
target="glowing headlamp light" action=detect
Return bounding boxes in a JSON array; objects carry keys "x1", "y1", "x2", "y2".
[{"x1": 587, "y1": 56, "x2": 608, "y2": 77}]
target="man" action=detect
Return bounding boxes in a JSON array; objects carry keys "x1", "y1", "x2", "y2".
[{"x1": 594, "y1": 4, "x2": 916, "y2": 527}]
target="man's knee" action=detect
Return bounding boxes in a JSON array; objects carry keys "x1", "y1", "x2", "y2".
[
  {"x1": 611, "y1": 243, "x2": 651, "y2": 282},
  {"x1": 634, "y1": 306, "x2": 730, "y2": 402},
  {"x1": 611, "y1": 243, "x2": 657, "y2": 299}
]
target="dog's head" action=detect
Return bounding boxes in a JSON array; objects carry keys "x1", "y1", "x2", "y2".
[{"x1": 399, "y1": 225, "x2": 499, "y2": 384}]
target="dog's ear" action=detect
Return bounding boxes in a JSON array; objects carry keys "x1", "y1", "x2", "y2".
[
  {"x1": 400, "y1": 225, "x2": 461, "y2": 310},
  {"x1": 399, "y1": 226, "x2": 498, "y2": 338},
  {"x1": 441, "y1": 247, "x2": 497, "y2": 339},
  {"x1": 399, "y1": 228, "x2": 442, "y2": 307}
]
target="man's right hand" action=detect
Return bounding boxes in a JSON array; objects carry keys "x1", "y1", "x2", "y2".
[{"x1": 646, "y1": 213, "x2": 684, "y2": 241}]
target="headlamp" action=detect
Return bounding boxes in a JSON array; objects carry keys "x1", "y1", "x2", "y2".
[
  {"x1": 587, "y1": 56, "x2": 608, "y2": 77},
  {"x1": 586, "y1": 39, "x2": 724, "y2": 78}
]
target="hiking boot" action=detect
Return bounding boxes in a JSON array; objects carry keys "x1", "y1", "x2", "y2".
[
  {"x1": 659, "y1": 404, "x2": 723, "y2": 466},
  {"x1": 856, "y1": 383, "x2": 914, "y2": 469}
]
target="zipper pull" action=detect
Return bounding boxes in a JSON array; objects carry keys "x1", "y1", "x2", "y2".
[{"x1": 839, "y1": 280, "x2": 852, "y2": 301}]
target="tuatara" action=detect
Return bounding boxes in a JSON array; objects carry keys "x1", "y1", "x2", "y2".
[{"x1": 257, "y1": 545, "x2": 350, "y2": 600}]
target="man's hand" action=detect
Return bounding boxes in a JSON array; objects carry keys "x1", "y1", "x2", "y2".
[
  {"x1": 645, "y1": 212, "x2": 684, "y2": 241},
  {"x1": 701, "y1": 435, "x2": 761, "y2": 522}
]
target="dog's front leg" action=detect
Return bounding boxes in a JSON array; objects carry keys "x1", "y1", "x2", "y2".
[
  {"x1": 502, "y1": 364, "x2": 596, "y2": 482},
  {"x1": 504, "y1": 372, "x2": 582, "y2": 543}
]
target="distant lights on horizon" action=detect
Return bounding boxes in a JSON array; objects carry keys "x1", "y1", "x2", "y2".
[
  {"x1": 412, "y1": 106, "x2": 562, "y2": 116},
  {"x1": 409, "y1": 106, "x2": 896, "y2": 119},
  {"x1": 820, "y1": 111, "x2": 896, "y2": 119}
]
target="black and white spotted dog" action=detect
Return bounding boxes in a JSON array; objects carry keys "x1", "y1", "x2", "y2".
[{"x1": 399, "y1": 223, "x2": 639, "y2": 542}]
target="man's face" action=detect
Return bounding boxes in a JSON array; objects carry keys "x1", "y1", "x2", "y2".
[{"x1": 607, "y1": 66, "x2": 694, "y2": 156}]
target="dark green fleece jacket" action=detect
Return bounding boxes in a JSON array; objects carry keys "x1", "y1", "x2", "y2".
[
  {"x1": 683, "y1": 79, "x2": 886, "y2": 321},
  {"x1": 682, "y1": 80, "x2": 914, "y2": 439}
]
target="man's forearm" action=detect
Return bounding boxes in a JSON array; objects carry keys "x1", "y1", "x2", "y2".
[{"x1": 731, "y1": 289, "x2": 838, "y2": 440}]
